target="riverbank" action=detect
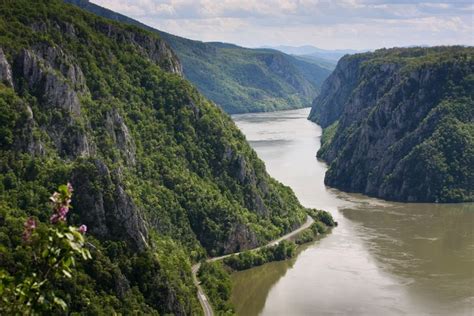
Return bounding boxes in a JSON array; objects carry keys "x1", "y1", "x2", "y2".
[
  {"x1": 192, "y1": 214, "x2": 326, "y2": 315},
  {"x1": 230, "y1": 108, "x2": 474, "y2": 316}
]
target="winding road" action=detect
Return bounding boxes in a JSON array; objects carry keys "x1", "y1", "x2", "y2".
[{"x1": 192, "y1": 215, "x2": 314, "y2": 316}]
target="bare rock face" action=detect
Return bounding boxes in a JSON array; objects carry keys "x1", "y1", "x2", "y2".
[
  {"x1": 308, "y1": 55, "x2": 370, "y2": 127},
  {"x1": 105, "y1": 109, "x2": 137, "y2": 166},
  {"x1": 93, "y1": 21, "x2": 183, "y2": 76},
  {"x1": 16, "y1": 46, "x2": 86, "y2": 116},
  {"x1": 309, "y1": 47, "x2": 474, "y2": 202},
  {"x1": 5, "y1": 14, "x2": 186, "y2": 254},
  {"x1": 0, "y1": 48, "x2": 13, "y2": 87},
  {"x1": 222, "y1": 222, "x2": 259, "y2": 253},
  {"x1": 224, "y1": 147, "x2": 269, "y2": 217},
  {"x1": 72, "y1": 159, "x2": 149, "y2": 250},
  {"x1": 12, "y1": 45, "x2": 94, "y2": 158}
]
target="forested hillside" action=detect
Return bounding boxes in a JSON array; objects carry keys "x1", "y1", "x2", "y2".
[
  {"x1": 309, "y1": 47, "x2": 473, "y2": 203},
  {"x1": 65, "y1": 0, "x2": 332, "y2": 114},
  {"x1": 0, "y1": 0, "x2": 307, "y2": 313}
]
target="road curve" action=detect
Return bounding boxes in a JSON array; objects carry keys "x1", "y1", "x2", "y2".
[{"x1": 192, "y1": 215, "x2": 314, "y2": 316}]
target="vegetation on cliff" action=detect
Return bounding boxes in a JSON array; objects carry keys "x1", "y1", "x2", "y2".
[
  {"x1": 198, "y1": 209, "x2": 335, "y2": 314},
  {"x1": 157, "y1": 39, "x2": 331, "y2": 114},
  {"x1": 65, "y1": 0, "x2": 332, "y2": 114},
  {"x1": 197, "y1": 261, "x2": 234, "y2": 315},
  {"x1": 223, "y1": 210, "x2": 335, "y2": 271},
  {"x1": 310, "y1": 46, "x2": 473, "y2": 202},
  {"x1": 0, "y1": 0, "x2": 308, "y2": 313}
]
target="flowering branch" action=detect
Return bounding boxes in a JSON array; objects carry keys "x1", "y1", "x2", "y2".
[{"x1": 0, "y1": 183, "x2": 92, "y2": 314}]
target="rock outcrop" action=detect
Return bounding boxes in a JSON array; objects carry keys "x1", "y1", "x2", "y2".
[
  {"x1": 1, "y1": 1, "x2": 308, "y2": 313},
  {"x1": 72, "y1": 159, "x2": 148, "y2": 250},
  {"x1": 0, "y1": 48, "x2": 13, "y2": 87},
  {"x1": 309, "y1": 47, "x2": 474, "y2": 202},
  {"x1": 64, "y1": 0, "x2": 331, "y2": 114}
]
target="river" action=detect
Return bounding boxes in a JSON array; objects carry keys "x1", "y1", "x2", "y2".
[{"x1": 231, "y1": 108, "x2": 473, "y2": 316}]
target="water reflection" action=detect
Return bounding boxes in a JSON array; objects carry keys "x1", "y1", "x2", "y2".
[
  {"x1": 231, "y1": 108, "x2": 474, "y2": 316},
  {"x1": 231, "y1": 241, "x2": 322, "y2": 316}
]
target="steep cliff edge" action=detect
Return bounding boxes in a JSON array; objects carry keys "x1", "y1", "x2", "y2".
[
  {"x1": 309, "y1": 47, "x2": 473, "y2": 203},
  {"x1": 64, "y1": 0, "x2": 332, "y2": 114},
  {"x1": 0, "y1": 0, "x2": 307, "y2": 314}
]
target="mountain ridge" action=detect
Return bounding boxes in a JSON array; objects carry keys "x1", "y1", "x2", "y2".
[
  {"x1": 309, "y1": 46, "x2": 474, "y2": 203},
  {"x1": 64, "y1": 0, "x2": 332, "y2": 114},
  {"x1": 0, "y1": 0, "x2": 308, "y2": 313}
]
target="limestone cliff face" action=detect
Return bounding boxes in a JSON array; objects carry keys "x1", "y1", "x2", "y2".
[
  {"x1": 308, "y1": 55, "x2": 369, "y2": 127},
  {"x1": 1, "y1": 0, "x2": 306, "y2": 258},
  {"x1": 65, "y1": 0, "x2": 331, "y2": 114},
  {"x1": 0, "y1": 15, "x2": 183, "y2": 249},
  {"x1": 309, "y1": 47, "x2": 473, "y2": 203},
  {"x1": 1, "y1": 1, "x2": 308, "y2": 313}
]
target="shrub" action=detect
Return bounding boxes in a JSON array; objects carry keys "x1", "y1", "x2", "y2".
[{"x1": 0, "y1": 183, "x2": 91, "y2": 314}]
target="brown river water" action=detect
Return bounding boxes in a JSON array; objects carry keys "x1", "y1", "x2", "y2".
[{"x1": 231, "y1": 108, "x2": 473, "y2": 316}]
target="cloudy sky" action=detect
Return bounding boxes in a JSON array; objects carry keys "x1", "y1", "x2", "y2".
[{"x1": 91, "y1": 0, "x2": 473, "y2": 50}]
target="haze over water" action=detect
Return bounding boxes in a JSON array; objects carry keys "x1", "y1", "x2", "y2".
[{"x1": 231, "y1": 108, "x2": 474, "y2": 316}]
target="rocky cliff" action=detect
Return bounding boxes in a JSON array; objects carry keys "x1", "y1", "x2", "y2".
[
  {"x1": 64, "y1": 0, "x2": 332, "y2": 114},
  {"x1": 309, "y1": 47, "x2": 473, "y2": 203},
  {"x1": 0, "y1": 0, "x2": 306, "y2": 314}
]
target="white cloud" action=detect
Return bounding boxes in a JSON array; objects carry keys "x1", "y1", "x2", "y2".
[{"x1": 90, "y1": 0, "x2": 474, "y2": 49}]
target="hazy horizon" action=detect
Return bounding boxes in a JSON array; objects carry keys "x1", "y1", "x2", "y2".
[{"x1": 90, "y1": 0, "x2": 473, "y2": 51}]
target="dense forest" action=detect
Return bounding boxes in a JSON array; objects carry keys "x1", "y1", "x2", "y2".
[
  {"x1": 64, "y1": 0, "x2": 332, "y2": 114},
  {"x1": 309, "y1": 47, "x2": 473, "y2": 202},
  {"x1": 0, "y1": 0, "x2": 310, "y2": 313}
]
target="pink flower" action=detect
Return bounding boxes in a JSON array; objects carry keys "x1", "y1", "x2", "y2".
[
  {"x1": 25, "y1": 217, "x2": 36, "y2": 230},
  {"x1": 58, "y1": 206, "x2": 69, "y2": 218},
  {"x1": 49, "y1": 183, "x2": 73, "y2": 224},
  {"x1": 50, "y1": 213, "x2": 60, "y2": 224},
  {"x1": 78, "y1": 225, "x2": 87, "y2": 234},
  {"x1": 49, "y1": 192, "x2": 60, "y2": 203},
  {"x1": 22, "y1": 217, "x2": 37, "y2": 242}
]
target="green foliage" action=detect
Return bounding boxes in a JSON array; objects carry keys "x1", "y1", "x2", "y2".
[
  {"x1": 311, "y1": 221, "x2": 327, "y2": 235},
  {"x1": 294, "y1": 228, "x2": 316, "y2": 245},
  {"x1": 0, "y1": 0, "x2": 309, "y2": 313},
  {"x1": 198, "y1": 261, "x2": 234, "y2": 315},
  {"x1": 0, "y1": 87, "x2": 22, "y2": 148},
  {"x1": 224, "y1": 240, "x2": 297, "y2": 271},
  {"x1": 64, "y1": 0, "x2": 332, "y2": 114},
  {"x1": 170, "y1": 43, "x2": 328, "y2": 113},
  {"x1": 223, "y1": 210, "x2": 336, "y2": 270},
  {"x1": 312, "y1": 209, "x2": 337, "y2": 227},
  {"x1": 294, "y1": 222, "x2": 327, "y2": 244},
  {"x1": 306, "y1": 209, "x2": 337, "y2": 227},
  {"x1": 0, "y1": 184, "x2": 91, "y2": 314},
  {"x1": 391, "y1": 99, "x2": 474, "y2": 202},
  {"x1": 313, "y1": 46, "x2": 474, "y2": 202},
  {"x1": 318, "y1": 120, "x2": 339, "y2": 158}
]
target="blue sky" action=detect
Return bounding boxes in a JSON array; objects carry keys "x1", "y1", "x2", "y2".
[{"x1": 91, "y1": 0, "x2": 474, "y2": 50}]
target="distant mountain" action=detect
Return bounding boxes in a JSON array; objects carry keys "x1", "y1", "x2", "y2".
[
  {"x1": 263, "y1": 45, "x2": 361, "y2": 61},
  {"x1": 292, "y1": 55, "x2": 337, "y2": 71},
  {"x1": 65, "y1": 0, "x2": 332, "y2": 114},
  {"x1": 309, "y1": 46, "x2": 474, "y2": 203}
]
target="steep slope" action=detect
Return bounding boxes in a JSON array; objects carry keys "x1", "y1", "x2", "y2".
[
  {"x1": 266, "y1": 45, "x2": 360, "y2": 61},
  {"x1": 309, "y1": 47, "x2": 473, "y2": 203},
  {"x1": 292, "y1": 54, "x2": 337, "y2": 72},
  {"x1": 0, "y1": 0, "x2": 307, "y2": 314},
  {"x1": 64, "y1": 0, "x2": 332, "y2": 114}
]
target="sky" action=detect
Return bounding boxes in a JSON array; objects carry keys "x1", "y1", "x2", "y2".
[{"x1": 90, "y1": 0, "x2": 474, "y2": 50}]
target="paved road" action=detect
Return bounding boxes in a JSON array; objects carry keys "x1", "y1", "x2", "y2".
[
  {"x1": 192, "y1": 215, "x2": 314, "y2": 316},
  {"x1": 192, "y1": 262, "x2": 214, "y2": 316}
]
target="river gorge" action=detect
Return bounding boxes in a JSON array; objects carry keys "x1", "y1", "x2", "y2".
[{"x1": 231, "y1": 108, "x2": 473, "y2": 316}]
